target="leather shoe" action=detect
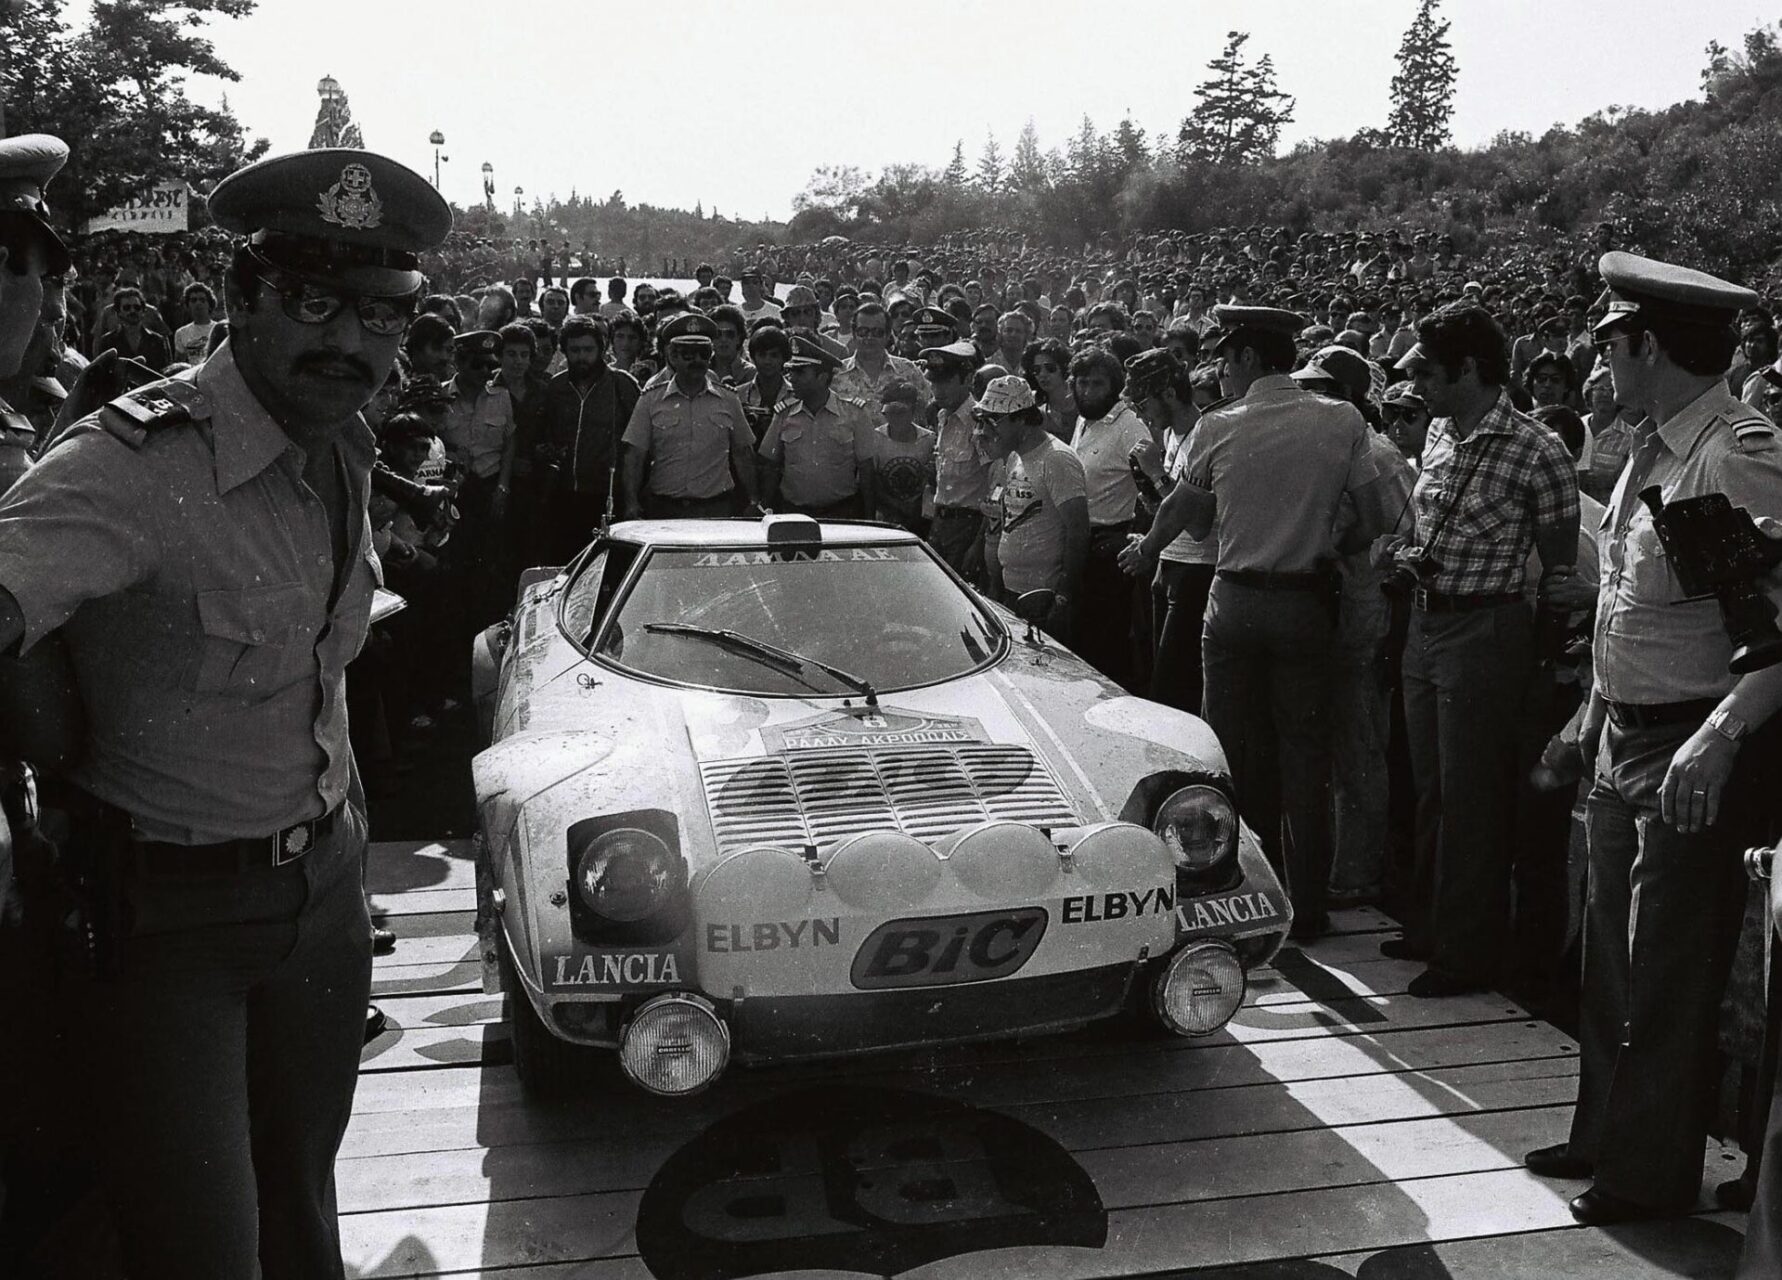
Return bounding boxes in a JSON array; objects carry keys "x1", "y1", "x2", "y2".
[
  {"x1": 1378, "y1": 936, "x2": 1429, "y2": 961},
  {"x1": 1567, "y1": 1187, "x2": 1672, "y2": 1226},
  {"x1": 364, "y1": 1005, "x2": 388, "y2": 1045},
  {"x1": 1524, "y1": 1142, "x2": 1593, "y2": 1179},
  {"x1": 1407, "y1": 968, "x2": 1487, "y2": 998},
  {"x1": 371, "y1": 926, "x2": 397, "y2": 955}
]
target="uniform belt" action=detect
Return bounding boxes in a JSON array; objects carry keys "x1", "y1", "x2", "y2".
[
  {"x1": 1411, "y1": 589, "x2": 1523, "y2": 612},
  {"x1": 1604, "y1": 698, "x2": 1719, "y2": 731},
  {"x1": 131, "y1": 806, "x2": 340, "y2": 878},
  {"x1": 1216, "y1": 569, "x2": 1327, "y2": 591}
]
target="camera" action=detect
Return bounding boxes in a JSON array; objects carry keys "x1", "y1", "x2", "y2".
[
  {"x1": 1638, "y1": 486, "x2": 1782, "y2": 674},
  {"x1": 1380, "y1": 547, "x2": 1443, "y2": 600}
]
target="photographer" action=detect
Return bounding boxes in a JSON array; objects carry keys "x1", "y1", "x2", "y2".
[
  {"x1": 1525, "y1": 253, "x2": 1782, "y2": 1227},
  {"x1": 1378, "y1": 303, "x2": 1582, "y2": 999}
]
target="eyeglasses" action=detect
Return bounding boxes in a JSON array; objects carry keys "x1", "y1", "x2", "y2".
[
  {"x1": 1592, "y1": 332, "x2": 1640, "y2": 356},
  {"x1": 259, "y1": 271, "x2": 415, "y2": 336}
]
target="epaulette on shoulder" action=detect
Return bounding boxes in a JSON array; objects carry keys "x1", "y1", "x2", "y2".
[
  {"x1": 96, "y1": 379, "x2": 210, "y2": 450},
  {"x1": 1200, "y1": 394, "x2": 1239, "y2": 417},
  {"x1": 1729, "y1": 414, "x2": 1778, "y2": 454},
  {"x1": 836, "y1": 393, "x2": 869, "y2": 410},
  {"x1": 774, "y1": 396, "x2": 800, "y2": 414}
]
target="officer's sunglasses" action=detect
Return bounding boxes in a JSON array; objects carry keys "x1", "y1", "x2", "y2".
[{"x1": 253, "y1": 262, "x2": 417, "y2": 337}]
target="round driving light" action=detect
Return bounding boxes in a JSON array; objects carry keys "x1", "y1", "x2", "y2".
[
  {"x1": 574, "y1": 828, "x2": 678, "y2": 922},
  {"x1": 619, "y1": 993, "x2": 731, "y2": 1096},
  {"x1": 1153, "y1": 785, "x2": 1237, "y2": 873},
  {"x1": 1153, "y1": 940, "x2": 1245, "y2": 1036}
]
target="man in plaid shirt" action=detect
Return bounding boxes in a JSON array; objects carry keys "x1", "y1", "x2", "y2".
[{"x1": 1378, "y1": 302, "x2": 1581, "y2": 998}]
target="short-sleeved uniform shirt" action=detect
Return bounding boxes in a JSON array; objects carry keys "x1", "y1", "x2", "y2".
[
  {"x1": 0, "y1": 341, "x2": 378, "y2": 844},
  {"x1": 621, "y1": 377, "x2": 753, "y2": 500},
  {"x1": 999, "y1": 435, "x2": 1088, "y2": 595},
  {"x1": 441, "y1": 381, "x2": 515, "y2": 480},
  {"x1": 932, "y1": 396, "x2": 992, "y2": 509},
  {"x1": 759, "y1": 392, "x2": 876, "y2": 507},
  {"x1": 1071, "y1": 402, "x2": 1151, "y2": 526},
  {"x1": 1183, "y1": 373, "x2": 1384, "y2": 574},
  {"x1": 1595, "y1": 383, "x2": 1782, "y2": 703}
]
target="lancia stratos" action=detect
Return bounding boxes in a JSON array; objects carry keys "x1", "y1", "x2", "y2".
[{"x1": 469, "y1": 515, "x2": 1291, "y2": 1098}]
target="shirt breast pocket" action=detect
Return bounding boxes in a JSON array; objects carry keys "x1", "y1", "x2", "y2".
[
  {"x1": 1454, "y1": 484, "x2": 1511, "y2": 544},
  {"x1": 192, "y1": 582, "x2": 311, "y2": 699}
]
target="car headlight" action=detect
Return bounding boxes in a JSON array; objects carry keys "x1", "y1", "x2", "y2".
[
  {"x1": 1152, "y1": 940, "x2": 1246, "y2": 1036},
  {"x1": 620, "y1": 993, "x2": 731, "y2": 1096},
  {"x1": 1153, "y1": 783, "x2": 1236, "y2": 873},
  {"x1": 573, "y1": 827, "x2": 678, "y2": 922}
]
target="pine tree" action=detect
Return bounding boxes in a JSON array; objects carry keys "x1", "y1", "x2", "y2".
[
  {"x1": 976, "y1": 131, "x2": 1004, "y2": 194},
  {"x1": 1111, "y1": 115, "x2": 1150, "y2": 178},
  {"x1": 1176, "y1": 31, "x2": 1295, "y2": 166},
  {"x1": 1009, "y1": 118, "x2": 1047, "y2": 191},
  {"x1": 1387, "y1": 0, "x2": 1458, "y2": 149},
  {"x1": 943, "y1": 139, "x2": 968, "y2": 188},
  {"x1": 308, "y1": 76, "x2": 365, "y2": 150}
]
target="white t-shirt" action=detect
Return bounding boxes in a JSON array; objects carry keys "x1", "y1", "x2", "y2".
[
  {"x1": 1070, "y1": 402, "x2": 1150, "y2": 526},
  {"x1": 999, "y1": 436, "x2": 1088, "y2": 594},
  {"x1": 739, "y1": 299, "x2": 783, "y2": 325},
  {"x1": 174, "y1": 320, "x2": 217, "y2": 365},
  {"x1": 1159, "y1": 426, "x2": 1217, "y2": 566}
]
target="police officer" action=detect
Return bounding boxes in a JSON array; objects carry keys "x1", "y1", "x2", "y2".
[
  {"x1": 923, "y1": 339, "x2": 992, "y2": 578},
  {"x1": 0, "y1": 147, "x2": 450, "y2": 1277},
  {"x1": 758, "y1": 331, "x2": 876, "y2": 518},
  {"x1": 1524, "y1": 253, "x2": 1782, "y2": 1226},
  {"x1": 1122, "y1": 305, "x2": 1395, "y2": 938},
  {"x1": 620, "y1": 311, "x2": 759, "y2": 519},
  {"x1": 0, "y1": 138, "x2": 70, "y2": 493}
]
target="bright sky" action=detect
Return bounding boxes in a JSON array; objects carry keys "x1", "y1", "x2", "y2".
[{"x1": 192, "y1": 0, "x2": 1775, "y2": 222}]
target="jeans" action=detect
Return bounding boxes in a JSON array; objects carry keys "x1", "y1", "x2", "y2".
[{"x1": 1151, "y1": 560, "x2": 1214, "y2": 712}]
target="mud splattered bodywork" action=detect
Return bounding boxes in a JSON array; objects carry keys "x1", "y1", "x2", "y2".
[{"x1": 472, "y1": 517, "x2": 1289, "y2": 1093}]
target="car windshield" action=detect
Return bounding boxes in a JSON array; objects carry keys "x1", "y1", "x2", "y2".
[{"x1": 593, "y1": 542, "x2": 1003, "y2": 694}]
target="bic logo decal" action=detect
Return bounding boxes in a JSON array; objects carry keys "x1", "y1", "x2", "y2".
[
  {"x1": 634, "y1": 1085, "x2": 1107, "y2": 1279},
  {"x1": 851, "y1": 908, "x2": 1047, "y2": 990}
]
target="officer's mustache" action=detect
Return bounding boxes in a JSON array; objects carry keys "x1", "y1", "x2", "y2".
[{"x1": 293, "y1": 351, "x2": 374, "y2": 384}]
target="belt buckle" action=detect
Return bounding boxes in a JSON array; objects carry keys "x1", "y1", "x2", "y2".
[
  {"x1": 1411, "y1": 587, "x2": 1432, "y2": 610},
  {"x1": 273, "y1": 816, "x2": 317, "y2": 867}
]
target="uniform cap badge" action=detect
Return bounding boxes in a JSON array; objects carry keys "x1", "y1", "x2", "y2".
[{"x1": 316, "y1": 161, "x2": 383, "y2": 231}]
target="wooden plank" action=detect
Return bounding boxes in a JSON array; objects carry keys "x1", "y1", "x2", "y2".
[
  {"x1": 364, "y1": 838, "x2": 476, "y2": 895},
  {"x1": 373, "y1": 933, "x2": 484, "y2": 967},
  {"x1": 340, "y1": 1052, "x2": 1578, "y2": 1164},
  {"x1": 349, "y1": 1016, "x2": 1576, "y2": 1125},
  {"x1": 337, "y1": 1099, "x2": 1576, "y2": 1217},
  {"x1": 371, "y1": 958, "x2": 484, "y2": 999},
  {"x1": 1312, "y1": 1211, "x2": 1748, "y2": 1278},
  {"x1": 339, "y1": 1162, "x2": 1608, "y2": 1277},
  {"x1": 367, "y1": 886, "x2": 477, "y2": 916},
  {"x1": 366, "y1": 908, "x2": 476, "y2": 939}
]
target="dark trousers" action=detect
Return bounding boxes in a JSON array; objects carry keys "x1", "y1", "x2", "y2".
[
  {"x1": 1151, "y1": 560, "x2": 1214, "y2": 712},
  {"x1": 1569, "y1": 717, "x2": 1769, "y2": 1210},
  {"x1": 1741, "y1": 1016, "x2": 1782, "y2": 1277},
  {"x1": 1078, "y1": 522, "x2": 1138, "y2": 691},
  {"x1": 929, "y1": 508, "x2": 984, "y2": 584},
  {"x1": 64, "y1": 805, "x2": 373, "y2": 1278},
  {"x1": 642, "y1": 490, "x2": 736, "y2": 520},
  {"x1": 784, "y1": 493, "x2": 864, "y2": 521},
  {"x1": 1401, "y1": 601, "x2": 1531, "y2": 983},
  {"x1": 1201, "y1": 579, "x2": 1334, "y2": 923}
]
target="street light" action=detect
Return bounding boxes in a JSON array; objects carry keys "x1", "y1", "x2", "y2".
[
  {"x1": 316, "y1": 75, "x2": 343, "y2": 148},
  {"x1": 429, "y1": 130, "x2": 445, "y2": 188},
  {"x1": 514, "y1": 185, "x2": 524, "y2": 219},
  {"x1": 481, "y1": 161, "x2": 494, "y2": 213}
]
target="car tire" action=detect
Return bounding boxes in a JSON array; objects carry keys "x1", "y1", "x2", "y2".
[{"x1": 499, "y1": 937, "x2": 608, "y2": 1100}]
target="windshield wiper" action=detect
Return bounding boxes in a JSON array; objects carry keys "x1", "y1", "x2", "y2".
[{"x1": 643, "y1": 622, "x2": 879, "y2": 707}]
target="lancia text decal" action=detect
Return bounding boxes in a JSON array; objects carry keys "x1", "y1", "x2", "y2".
[
  {"x1": 548, "y1": 951, "x2": 681, "y2": 987},
  {"x1": 852, "y1": 907, "x2": 1048, "y2": 989},
  {"x1": 1176, "y1": 891, "x2": 1281, "y2": 931}
]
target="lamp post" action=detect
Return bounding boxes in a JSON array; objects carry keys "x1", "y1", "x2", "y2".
[
  {"x1": 514, "y1": 185, "x2": 524, "y2": 220},
  {"x1": 316, "y1": 75, "x2": 343, "y2": 148},
  {"x1": 429, "y1": 130, "x2": 445, "y2": 188},
  {"x1": 481, "y1": 161, "x2": 494, "y2": 214}
]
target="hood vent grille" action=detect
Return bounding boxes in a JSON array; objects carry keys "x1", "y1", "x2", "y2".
[{"x1": 699, "y1": 744, "x2": 1078, "y2": 854}]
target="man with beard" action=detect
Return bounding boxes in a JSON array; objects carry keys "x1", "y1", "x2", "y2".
[
  {"x1": 621, "y1": 312, "x2": 758, "y2": 519},
  {"x1": 1067, "y1": 344, "x2": 1150, "y2": 690},
  {"x1": 0, "y1": 146, "x2": 448, "y2": 1278},
  {"x1": 538, "y1": 314, "x2": 639, "y2": 559},
  {"x1": 94, "y1": 285, "x2": 173, "y2": 373}
]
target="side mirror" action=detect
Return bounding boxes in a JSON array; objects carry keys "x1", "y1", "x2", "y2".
[{"x1": 1014, "y1": 589, "x2": 1056, "y2": 624}]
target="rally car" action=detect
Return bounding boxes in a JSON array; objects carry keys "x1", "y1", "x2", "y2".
[{"x1": 470, "y1": 515, "x2": 1291, "y2": 1098}]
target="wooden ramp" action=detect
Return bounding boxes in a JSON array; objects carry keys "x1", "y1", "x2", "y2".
[{"x1": 349, "y1": 839, "x2": 1750, "y2": 1279}]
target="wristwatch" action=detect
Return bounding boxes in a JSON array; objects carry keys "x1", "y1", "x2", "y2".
[{"x1": 1707, "y1": 707, "x2": 1749, "y2": 742}]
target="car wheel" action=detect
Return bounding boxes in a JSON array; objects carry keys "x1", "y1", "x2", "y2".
[{"x1": 499, "y1": 937, "x2": 608, "y2": 1100}]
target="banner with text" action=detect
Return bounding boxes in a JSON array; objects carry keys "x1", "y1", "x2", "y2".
[{"x1": 84, "y1": 183, "x2": 190, "y2": 235}]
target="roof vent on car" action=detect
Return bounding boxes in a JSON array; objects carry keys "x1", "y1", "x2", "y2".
[{"x1": 764, "y1": 513, "x2": 823, "y2": 548}]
